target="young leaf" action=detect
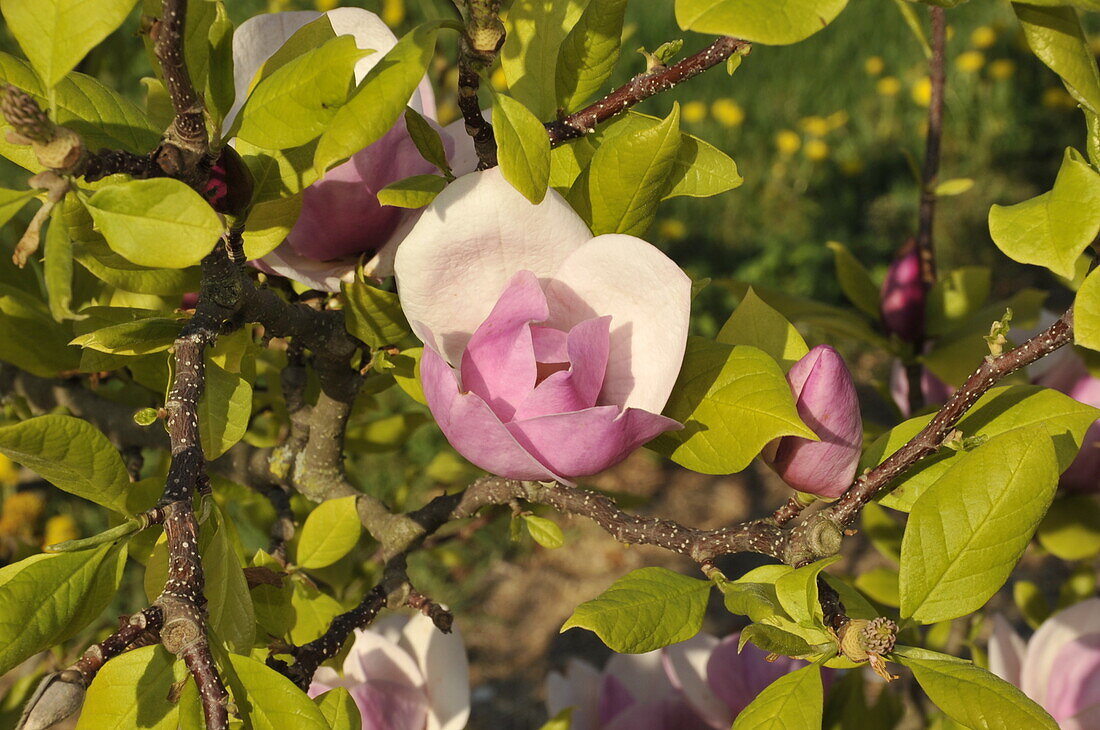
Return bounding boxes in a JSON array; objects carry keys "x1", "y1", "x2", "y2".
[
  {"x1": 44, "y1": 207, "x2": 74, "y2": 321},
  {"x1": 826, "y1": 241, "x2": 881, "y2": 321},
  {"x1": 897, "y1": 655, "x2": 1057, "y2": 730},
  {"x1": 77, "y1": 646, "x2": 188, "y2": 730},
  {"x1": 732, "y1": 663, "x2": 823, "y2": 729},
  {"x1": 197, "y1": 360, "x2": 252, "y2": 460},
  {"x1": 1014, "y1": 4, "x2": 1100, "y2": 115},
  {"x1": 1075, "y1": 266, "x2": 1100, "y2": 351},
  {"x1": 491, "y1": 91, "x2": 552, "y2": 204},
  {"x1": 0, "y1": 0, "x2": 138, "y2": 88},
  {"x1": 297, "y1": 496, "x2": 362, "y2": 570},
  {"x1": 988, "y1": 148, "x2": 1100, "y2": 279},
  {"x1": 341, "y1": 280, "x2": 410, "y2": 348},
  {"x1": 314, "y1": 687, "x2": 362, "y2": 730},
  {"x1": 183, "y1": 0, "x2": 234, "y2": 127},
  {"x1": 202, "y1": 506, "x2": 255, "y2": 653},
  {"x1": 774, "y1": 556, "x2": 840, "y2": 627},
  {"x1": 555, "y1": 0, "x2": 629, "y2": 112},
  {"x1": 561, "y1": 567, "x2": 711, "y2": 653},
  {"x1": 404, "y1": 107, "x2": 453, "y2": 177},
  {"x1": 0, "y1": 415, "x2": 131, "y2": 513},
  {"x1": 651, "y1": 339, "x2": 816, "y2": 475},
  {"x1": 739, "y1": 623, "x2": 816, "y2": 657},
  {"x1": 934, "y1": 178, "x2": 974, "y2": 196},
  {"x1": 0, "y1": 284, "x2": 81, "y2": 376},
  {"x1": 70, "y1": 317, "x2": 183, "y2": 356},
  {"x1": 392, "y1": 347, "x2": 426, "y2": 404},
  {"x1": 523, "y1": 514, "x2": 565, "y2": 549},
  {"x1": 899, "y1": 427, "x2": 1059, "y2": 624},
  {"x1": 502, "y1": 0, "x2": 588, "y2": 119},
  {"x1": 376, "y1": 174, "x2": 447, "y2": 209},
  {"x1": 226, "y1": 654, "x2": 329, "y2": 729},
  {"x1": 676, "y1": 0, "x2": 849, "y2": 45},
  {"x1": 539, "y1": 708, "x2": 574, "y2": 730},
  {"x1": 925, "y1": 266, "x2": 991, "y2": 337},
  {"x1": 0, "y1": 188, "x2": 34, "y2": 230},
  {"x1": 716, "y1": 287, "x2": 809, "y2": 370},
  {"x1": 84, "y1": 179, "x2": 224, "y2": 269}
]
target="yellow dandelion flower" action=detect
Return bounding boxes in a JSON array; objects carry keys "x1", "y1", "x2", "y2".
[
  {"x1": 43, "y1": 515, "x2": 79, "y2": 548},
  {"x1": 911, "y1": 77, "x2": 932, "y2": 107},
  {"x1": 0, "y1": 491, "x2": 45, "y2": 538},
  {"x1": 970, "y1": 26, "x2": 996, "y2": 50},
  {"x1": 1042, "y1": 87, "x2": 1076, "y2": 110},
  {"x1": 491, "y1": 67, "x2": 507, "y2": 91},
  {"x1": 711, "y1": 98, "x2": 745, "y2": 127},
  {"x1": 955, "y1": 51, "x2": 985, "y2": 73},
  {"x1": 988, "y1": 59, "x2": 1016, "y2": 80},
  {"x1": 825, "y1": 110, "x2": 849, "y2": 131},
  {"x1": 775, "y1": 129, "x2": 801, "y2": 155},
  {"x1": 865, "y1": 56, "x2": 885, "y2": 76},
  {"x1": 800, "y1": 116, "x2": 829, "y2": 137},
  {"x1": 381, "y1": 0, "x2": 406, "y2": 27},
  {"x1": 0, "y1": 455, "x2": 17, "y2": 487},
  {"x1": 877, "y1": 76, "x2": 901, "y2": 97},
  {"x1": 804, "y1": 139, "x2": 829, "y2": 162},
  {"x1": 682, "y1": 101, "x2": 707, "y2": 124},
  {"x1": 658, "y1": 219, "x2": 688, "y2": 241}
]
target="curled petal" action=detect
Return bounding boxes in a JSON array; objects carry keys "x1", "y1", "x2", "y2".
[
  {"x1": 515, "y1": 316, "x2": 611, "y2": 420},
  {"x1": 421, "y1": 346, "x2": 562, "y2": 482},
  {"x1": 252, "y1": 244, "x2": 357, "y2": 292},
  {"x1": 602, "y1": 697, "x2": 712, "y2": 730},
  {"x1": 342, "y1": 627, "x2": 425, "y2": 687},
  {"x1": 988, "y1": 614, "x2": 1027, "y2": 689},
  {"x1": 1022, "y1": 598, "x2": 1100, "y2": 708},
  {"x1": 706, "y1": 636, "x2": 806, "y2": 717},
  {"x1": 1044, "y1": 633, "x2": 1100, "y2": 724},
  {"x1": 390, "y1": 614, "x2": 472, "y2": 730},
  {"x1": 662, "y1": 633, "x2": 730, "y2": 729},
  {"x1": 349, "y1": 680, "x2": 431, "y2": 730}
]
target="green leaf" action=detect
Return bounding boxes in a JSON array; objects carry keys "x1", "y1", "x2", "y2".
[
  {"x1": 732, "y1": 663, "x2": 823, "y2": 730},
  {"x1": 70, "y1": 316, "x2": 183, "y2": 355},
  {"x1": 288, "y1": 578, "x2": 344, "y2": 645},
  {"x1": 342, "y1": 280, "x2": 410, "y2": 348},
  {"x1": 864, "y1": 385, "x2": 1097, "y2": 511},
  {"x1": 376, "y1": 174, "x2": 447, "y2": 209},
  {"x1": 1014, "y1": 4, "x2": 1100, "y2": 115},
  {"x1": 84, "y1": 179, "x2": 224, "y2": 269},
  {"x1": 538, "y1": 708, "x2": 574, "y2": 730},
  {"x1": 651, "y1": 338, "x2": 815, "y2": 474},
  {"x1": 198, "y1": 360, "x2": 253, "y2": 460},
  {"x1": 314, "y1": 687, "x2": 361, "y2": 730},
  {"x1": 502, "y1": 0, "x2": 588, "y2": 119},
  {"x1": 0, "y1": 283, "x2": 80, "y2": 376},
  {"x1": 739, "y1": 623, "x2": 816, "y2": 657},
  {"x1": 392, "y1": 348, "x2": 426, "y2": 405},
  {"x1": 0, "y1": 53, "x2": 160, "y2": 171},
  {"x1": 345, "y1": 412, "x2": 429, "y2": 453},
  {"x1": 1037, "y1": 494, "x2": 1100, "y2": 561},
  {"x1": 716, "y1": 577, "x2": 785, "y2": 623},
  {"x1": 988, "y1": 148, "x2": 1100, "y2": 279},
  {"x1": 523, "y1": 514, "x2": 565, "y2": 549},
  {"x1": 236, "y1": 35, "x2": 367, "y2": 149},
  {"x1": 555, "y1": 0, "x2": 628, "y2": 112},
  {"x1": 314, "y1": 22, "x2": 441, "y2": 176},
  {"x1": 1075, "y1": 267, "x2": 1100, "y2": 351},
  {"x1": 183, "y1": 0, "x2": 234, "y2": 127},
  {"x1": 775, "y1": 556, "x2": 840, "y2": 627},
  {"x1": 0, "y1": 0, "x2": 138, "y2": 87},
  {"x1": 0, "y1": 543, "x2": 126, "y2": 674},
  {"x1": 77, "y1": 646, "x2": 189, "y2": 730},
  {"x1": 297, "y1": 495, "x2": 361, "y2": 570},
  {"x1": 243, "y1": 194, "x2": 302, "y2": 261},
  {"x1": 934, "y1": 178, "x2": 974, "y2": 197},
  {"x1": 570, "y1": 104, "x2": 681, "y2": 236},
  {"x1": 716, "y1": 287, "x2": 808, "y2": 370},
  {"x1": 491, "y1": 90, "x2": 552, "y2": 204},
  {"x1": 550, "y1": 137, "x2": 596, "y2": 193},
  {"x1": 44, "y1": 206, "x2": 74, "y2": 321},
  {"x1": 1015, "y1": 580, "x2": 1051, "y2": 629},
  {"x1": 897, "y1": 655, "x2": 1057, "y2": 730},
  {"x1": 226, "y1": 654, "x2": 329, "y2": 730},
  {"x1": 0, "y1": 187, "x2": 34, "y2": 230},
  {"x1": 862, "y1": 502, "x2": 902, "y2": 563},
  {"x1": 826, "y1": 241, "x2": 880, "y2": 321},
  {"x1": 676, "y1": 0, "x2": 849, "y2": 45},
  {"x1": 853, "y1": 567, "x2": 900, "y2": 608},
  {"x1": 203, "y1": 506, "x2": 255, "y2": 653},
  {"x1": 899, "y1": 427, "x2": 1059, "y2": 624},
  {"x1": 404, "y1": 107, "x2": 452, "y2": 177},
  {"x1": 561, "y1": 567, "x2": 710, "y2": 653},
  {"x1": 925, "y1": 267, "x2": 991, "y2": 337},
  {"x1": 0, "y1": 415, "x2": 131, "y2": 512}
]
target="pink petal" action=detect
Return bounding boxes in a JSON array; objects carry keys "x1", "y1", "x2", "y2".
[
  {"x1": 507, "y1": 406, "x2": 680, "y2": 479},
  {"x1": 421, "y1": 345, "x2": 562, "y2": 482},
  {"x1": 1060, "y1": 420, "x2": 1100, "y2": 493},
  {"x1": 598, "y1": 673, "x2": 636, "y2": 725},
  {"x1": 515, "y1": 316, "x2": 611, "y2": 420},
  {"x1": 1044, "y1": 633, "x2": 1100, "y2": 723},
  {"x1": 394, "y1": 169, "x2": 593, "y2": 366},
  {"x1": 342, "y1": 628, "x2": 423, "y2": 687},
  {"x1": 1064, "y1": 702, "x2": 1100, "y2": 730},
  {"x1": 602, "y1": 697, "x2": 712, "y2": 730},
  {"x1": 459, "y1": 271, "x2": 546, "y2": 421},
  {"x1": 604, "y1": 651, "x2": 676, "y2": 704},
  {"x1": 531, "y1": 326, "x2": 569, "y2": 363},
  {"x1": 1022, "y1": 598, "x2": 1100, "y2": 708},
  {"x1": 391, "y1": 614, "x2": 471, "y2": 730},
  {"x1": 349, "y1": 679, "x2": 430, "y2": 730},
  {"x1": 543, "y1": 234, "x2": 692, "y2": 413},
  {"x1": 706, "y1": 635, "x2": 806, "y2": 717},
  {"x1": 988, "y1": 614, "x2": 1027, "y2": 689},
  {"x1": 546, "y1": 660, "x2": 601, "y2": 730},
  {"x1": 662, "y1": 633, "x2": 731, "y2": 729}
]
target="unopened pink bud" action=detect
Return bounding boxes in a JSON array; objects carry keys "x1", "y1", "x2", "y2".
[{"x1": 881, "y1": 239, "x2": 925, "y2": 342}]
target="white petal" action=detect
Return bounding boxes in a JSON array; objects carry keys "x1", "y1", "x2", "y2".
[
  {"x1": 987, "y1": 614, "x2": 1026, "y2": 689},
  {"x1": 396, "y1": 614, "x2": 471, "y2": 730},
  {"x1": 253, "y1": 243, "x2": 357, "y2": 293},
  {"x1": 1022, "y1": 598, "x2": 1100, "y2": 707},
  {"x1": 546, "y1": 659, "x2": 602, "y2": 730},
  {"x1": 394, "y1": 168, "x2": 592, "y2": 365},
  {"x1": 341, "y1": 627, "x2": 425, "y2": 689},
  {"x1": 324, "y1": 7, "x2": 400, "y2": 84},
  {"x1": 441, "y1": 113, "x2": 489, "y2": 178},
  {"x1": 604, "y1": 650, "x2": 675, "y2": 703},
  {"x1": 544, "y1": 234, "x2": 691, "y2": 413},
  {"x1": 662, "y1": 633, "x2": 729, "y2": 729}
]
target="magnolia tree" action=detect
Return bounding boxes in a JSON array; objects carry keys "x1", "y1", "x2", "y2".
[{"x1": 0, "y1": 0, "x2": 1098, "y2": 728}]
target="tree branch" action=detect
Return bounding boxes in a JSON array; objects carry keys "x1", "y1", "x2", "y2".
[
  {"x1": 457, "y1": 0, "x2": 504, "y2": 169},
  {"x1": 150, "y1": 0, "x2": 209, "y2": 181}
]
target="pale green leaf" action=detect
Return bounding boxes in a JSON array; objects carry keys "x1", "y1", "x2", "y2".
[
  {"x1": 502, "y1": 0, "x2": 589, "y2": 118},
  {"x1": 561, "y1": 567, "x2": 710, "y2": 653},
  {"x1": 0, "y1": 284, "x2": 80, "y2": 376},
  {"x1": 826, "y1": 241, "x2": 880, "y2": 321},
  {"x1": 854, "y1": 567, "x2": 900, "y2": 608},
  {"x1": 732, "y1": 663, "x2": 823, "y2": 729},
  {"x1": 524, "y1": 514, "x2": 565, "y2": 549},
  {"x1": 404, "y1": 107, "x2": 452, "y2": 176},
  {"x1": 70, "y1": 316, "x2": 183, "y2": 355},
  {"x1": 738, "y1": 623, "x2": 816, "y2": 657},
  {"x1": 538, "y1": 708, "x2": 574, "y2": 730},
  {"x1": 925, "y1": 267, "x2": 991, "y2": 337},
  {"x1": 226, "y1": 654, "x2": 329, "y2": 729},
  {"x1": 1037, "y1": 494, "x2": 1100, "y2": 561},
  {"x1": 243, "y1": 194, "x2": 302, "y2": 261},
  {"x1": 198, "y1": 360, "x2": 252, "y2": 460},
  {"x1": 1014, "y1": 4, "x2": 1100, "y2": 115},
  {"x1": 44, "y1": 206, "x2": 74, "y2": 321},
  {"x1": 202, "y1": 506, "x2": 255, "y2": 653},
  {"x1": 900, "y1": 427, "x2": 1059, "y2": 623},
  {"x1": 376, "y1": 174, "x2": 447, "y2": 209},
  {"x1": 1075, "y1": 266, "x2": 1100, "y2": 351},
  {"x1": 77, "y1": 646, "x2": 189, "y2": 730},
  {"x1": 775, "y1": 556, "x2": 840, "y2": 627},
  {"x1": 345, "y1": 412, "x2": 429, "y2": 453},
  {"x1": 0, "y1": 187, "x2": 34, "y2": 230},
  {"x1": 492, "y1": 91, "x2": 551, "y2": 204},
  {"x1": 297, "y1": 496, "x2": 361, "y2": 570},
  {"x1": 392, "y1": 347, "x2": 426, "y2": 405},
  {"x1": 288, "y1": 578, "x2": 344, "y2": 645},
  {"x1": 555, "y1": 0, "x2": 628, "y2": 111},
  {"x1": 934, "y1": 178, "x2": 974, "y2": 197},
  {"x1": 676, "y1": 0, "x2": 849, "y2": 45},
  {"x1": 716, "y1": 287, "x2": 808, "y2": 370},
  {"x1": 314, "y1": 687, "x2": 361, "y2": 730}
]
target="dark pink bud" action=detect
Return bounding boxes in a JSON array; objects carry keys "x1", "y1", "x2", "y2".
[
  {"x1": 763, "y1": 345, "x2": 863, "y2": 498},
  {"x1": 881, "y1": 239, "x2": 925, "y2": 343},
  {"x1": 180, "y1": 292, "x2": 199, "y2": 309},
  {"x1": 203, "y1": 146, "x2": 253, "y2": 216}
]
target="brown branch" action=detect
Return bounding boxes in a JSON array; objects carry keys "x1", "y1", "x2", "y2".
[
  {"x1": 545, "y1": 36, "x2": 750, "y2": 146},
  {"x1": 151, "y1": 0, "x2": 208, "y2": 182},
  {"x1": 457, "y1": 0, "x2": 504, "y2": 169}
]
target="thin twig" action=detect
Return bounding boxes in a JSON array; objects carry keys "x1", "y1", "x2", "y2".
[
  {"x1": 151, "y1": 0, "x2": 208, "y2": 181},
  {"x1": 457, "y1": 0, "x2": 504, "y2": 168}
]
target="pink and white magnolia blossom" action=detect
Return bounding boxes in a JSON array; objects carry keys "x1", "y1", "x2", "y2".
[
  {"x1": 393, "y1": 169, "x2": 690, "y2": 483},
  {"x1": 1032, "y1": 352, "x2": 1100, "y2": 493},
  {"x1": 308, "y1": 613, "x2": 470, "y2": 730},
  {"x1": 546, "y1": 632, "x2": 819, "y2": 730},
  {"x1": 763, "y1": 345, "x2": 863, "y2": 498},
  {"x1": 988, "y1": 599, "x2": 1100, "y2": 729},
  {"x1": 229, "y1": 8, "x2": 474, "y2": 291}
]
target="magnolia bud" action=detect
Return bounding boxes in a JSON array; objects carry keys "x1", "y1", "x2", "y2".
[
  {"x1": 763, "y1": 345, "x2": 863, "y2": 499},
  {"x1": 881, "y1": 238, "x2": 925, "y2": 343},
  {"x1": 203, "y1": 146, "x2": 253, "y2": 217},
  {"x1": 18, "y1": 671, "x2": 86, "y2": 730}
]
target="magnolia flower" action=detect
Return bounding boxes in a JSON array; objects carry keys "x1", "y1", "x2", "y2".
[
  {"x1": 1032, "y1": 351, "x2": 1100, "y2": 493},
  {"x1": 888, "y1": 359, "x2": 953, "y2": 417},
  {"x1": 880, "y1": 239, "x2": 925, "y2": 343},
  {"x1": 229, "y1": 8, "x2": 471, "y2": 290},
  {"x1": 308, "y1": 613, "x2": 470, "y2": 730},
  {"x1": 393, "y1": 169, "x2": 690, "y2": 483},
  {"x1": 546, "y1": 633, "x2": 818, "y2": 730},
  {"x1": 763, "y1": 345, "x2": 863, "y2": 498},
  {"x1": 989, "y1": 598, "x2": 1100, "y2": 729}
]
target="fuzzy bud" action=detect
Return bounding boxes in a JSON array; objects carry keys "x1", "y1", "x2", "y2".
[{"x1": 17, "y1": 671, "x2": 86, "y2": 730}]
